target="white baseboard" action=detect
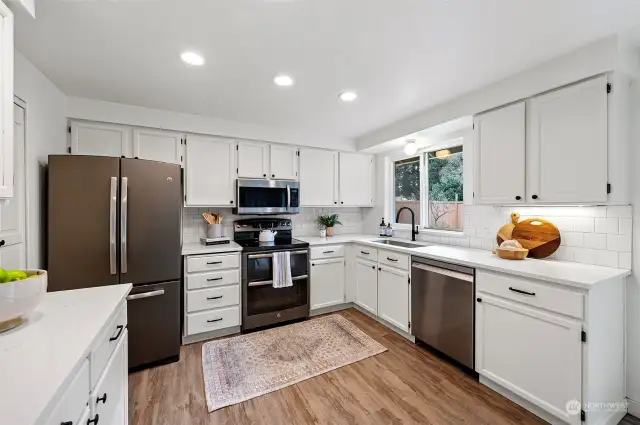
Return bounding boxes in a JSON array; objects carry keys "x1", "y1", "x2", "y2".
[
  {"x1": 352, "y1": 304, "x2": 415, "y2": 342},
  {"x1": 310, "y1": 302, "x2": 353, "y2": 316},
  {"x1": 628, "y1": 398, "x2": 640, "y2": 419}
]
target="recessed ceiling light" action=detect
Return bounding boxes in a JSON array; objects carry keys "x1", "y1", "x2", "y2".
[
  {"x1": 339, "y1": 91, "x2": 357, "y2": 102},
  {"x1": 274, "y1": 75, "x2": 294, "y2": 87},
  {"x1": 181, "y1": 52, "x2": 204, "y2": 66}
]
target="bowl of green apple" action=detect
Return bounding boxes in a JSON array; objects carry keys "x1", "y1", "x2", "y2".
[{"x1": 0, "y1": 269, "x2": 47, "y2": 333}]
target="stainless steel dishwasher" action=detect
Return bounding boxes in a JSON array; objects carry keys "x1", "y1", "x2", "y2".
[{"x1": 411, "y1": 258, "x2": 475, "y2": 370}]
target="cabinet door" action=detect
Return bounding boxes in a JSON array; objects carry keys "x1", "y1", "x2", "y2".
[
  {"x1": 70, "y1": 121, "x2": 132, "y2": 157},
  {"x1": 339, "y1": 153, "x2": 373, "y2": 206},
  {"x1": 473, "y1": 102, "x2": 525, "y2": 204},
  {"x1": 237, "y1": 141, "x2": 269, "y2": 179},
  {"x1": 310, "y1": 257, "x2": 345, "y2": 310},
  {"x1": 185, "y1": 135, "x2": 235, "y2": 206},
  {"x1": 0, "y1": 5, "x2": 13, "y2": 199},
  {"x1": 476, "y1": 295, "x2": 582, "y2": 425},
  {"x1": 270, "y1": 145, "x2": 298, "y2": 180},
  {"x1": 355, "y1": 258, "x2": 377, "y2": 315},
  {"x1": 132, "y1": 128, "x2": 183, "y2": 165},
  {"x1": 527, "y1": 76, "x2": 608, "y2": 204},
  {"x1": 377, "y1": 265, "x2": 409, "y2": 332},
  {"x1": 91, "y1": 330, "x2": 128, "y2": 425},
  {"x1": 299, "y1": 148, "x2": 338, "y2": 206}
]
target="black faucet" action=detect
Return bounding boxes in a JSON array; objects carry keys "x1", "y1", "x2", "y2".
[{"x1": 396, "y1": 207, "x2": 419, "y2": 241}]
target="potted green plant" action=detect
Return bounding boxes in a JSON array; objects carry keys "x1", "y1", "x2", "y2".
[{"x1": 315, "y1": 213, "x2": 342, "y2": 237}]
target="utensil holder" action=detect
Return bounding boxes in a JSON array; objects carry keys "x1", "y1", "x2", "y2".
[{"x1": 206, "y1": 224, "x2": 223, "y2": 239}]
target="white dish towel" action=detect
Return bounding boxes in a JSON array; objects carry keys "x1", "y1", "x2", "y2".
[{"x1": 272, "y1": 251, "x2": 293, "y2": 288}]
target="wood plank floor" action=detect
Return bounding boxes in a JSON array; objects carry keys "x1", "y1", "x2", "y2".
[{"x1": 128, "y1": 308, "x2": 634, "y2": 424}]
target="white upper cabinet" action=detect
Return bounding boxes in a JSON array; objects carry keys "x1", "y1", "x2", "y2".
[
  {"x1": 338, "y1": 153, "x2": 373, "y2": 206},
  {"x1": 70, "y1": 121, "x2": 132, "y2": 158},
  {"x1": 299, "y1": 148, "x2": 338, "y2": 206},
  {"x1": 270, "y1": 144, "x2": 298, "y2": 180},
  {"x1": 377, "y1": 265, "x2": 409, "y2": 332},
  {"x1": 185, "y1": 135, "x2": 236, "y2": 207},
  {"x1": 132, "y1": 128, "x2": 183, "y2": 165},
  {"x1": 0, "y1": 3, "x2": 12, "y2": 199},
  {"x1": 473, "y1": 102, "x2": 525, "y2": 204},
  {"x1": 237, "y1": 141, "x2": 269, "y2": 179},
  {"x1": 527, "y1": 76, "x2": 608, "y2": 204}
]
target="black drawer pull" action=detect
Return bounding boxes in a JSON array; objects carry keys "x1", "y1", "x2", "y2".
[
  {"x1": 207, "y1": 277, "x2": 223, "y2": 281},
  {"x1": 360, "y1": 251, "x2": 370, "y2": 255},
  {"x1": 61, "y1": 422, "x2": 73, "y2": 425},
  {"x1": 371, "y1": 265, "x2": 375, "y2": 270},
  {"x1": 87, "y1": 414, "x2": 99, "y2": 425},
  {"x1": 207, "y1": 318, "x2": 223, "y2": 323},
  {"x1": 509, "y1": 287, "x2": 536, "y2": 296},
  {"x1": 386, "y1": 257, "x2": 398, "y2": 262},
  {"x1": 207, "y1": 295, "x2": 223, "y2": 300},
  {"x1": 207, "y1": 261, "x2": 222, "y2": 265},
  {"x1": 97, "y1": 393, "x2": 107, "y2": 404},
  {"x1": 323, "y1": 250, "x2": 334, "y2": 254},
  {"x1": 109, "y1": 325, "x2": 124, "y2": 342}
]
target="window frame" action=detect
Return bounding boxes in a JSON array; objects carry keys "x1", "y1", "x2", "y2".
[{"x1": 388, "y1": 137, "x2": 464, "y2": 233}]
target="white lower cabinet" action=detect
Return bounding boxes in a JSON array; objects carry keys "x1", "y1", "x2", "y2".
[
  {"x1": 91, "y1": 330, "x2": 128, "y2": 425},
  {"x1": 310, "y1": 257, "x2": 345, "y2": 309},
  {"x1": 355, "y1": 257, "x2": 378, "y2": 315},
  {"x1": 377, "y1": 265, "x2": 409, "y2": 333}
]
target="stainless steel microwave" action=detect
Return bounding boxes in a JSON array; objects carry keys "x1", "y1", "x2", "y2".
[{"x1": 234, "y1": 179, "x2": 300, "y2": 214}]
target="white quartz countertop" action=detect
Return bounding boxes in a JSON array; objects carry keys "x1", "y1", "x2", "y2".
[
  {"x1": 295, "y1": 234, "x2": 630, "y2": 289},
  {"x1": 0, "y1": 284, "x2": 132, "y2": 425},
  {"x1": 182, "y1": 241, "x2": 243, "y2": 256}
]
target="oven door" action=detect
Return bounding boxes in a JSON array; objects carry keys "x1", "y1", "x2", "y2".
[
  {"x1": 236, "y1": 179, "x2": 300, "y2": 214},
  {"x1": 243, "y1": 249, "x2": 309, "y2": 326}
]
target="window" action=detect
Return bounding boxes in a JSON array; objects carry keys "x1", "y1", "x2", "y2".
[{"x1": 392, "y1": 142, "x2": 463, "y2": 232}]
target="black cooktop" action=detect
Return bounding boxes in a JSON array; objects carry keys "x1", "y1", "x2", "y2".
[{"x1": 235, "y1": 238, "x2": 309, "y2": 253}]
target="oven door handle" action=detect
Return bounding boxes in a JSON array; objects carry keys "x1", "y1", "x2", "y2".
[
  {"x1": 247, "y1": 250, "x2": 308, "y2": 259},
  {"x1": 247, "y1": 275, "x2": 308, "y2": 287}
]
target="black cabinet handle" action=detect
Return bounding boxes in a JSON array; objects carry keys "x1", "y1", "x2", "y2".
[
  {"x1": 477, "y1": 298, "x2": 482, "y2": 303},
  {"x1": 341, "y1": 201, "x2": 344, "y2": 204},
  {"x1": 207, "y1": 295, "x2": 223, "y2": 300},
  {"x1": 515, "y1": 196, "x2": 521, "y2": 200},
  {"x1": 311, "y1": 263, "x2": 315, "y2": 266},
  {"x1": 61, "y1": 422, "x2": 73, "y2": 425},
  {"x1": 109, "y1": 325, "x2": 123, "y2": 342},
  {"x1": 207, "y1": 261, "x2": 222, "y2": 265},
  {"x1": 361, "y1": 251, "x2": 370, "y2": 255},
  {"x1": 230, "y1": 200, "x2": 234, "y2": 204},
  {"x1": 386, "y1": 257, "x2": 398, "y2": 262},
  {"x1": 323, "y1": 250, "x2": 334, "y2": 254},
  {"x1": 378, "y1": 267, "x2": 381, "y2": 271},
  {"x1": 0, "y1": 240, "x2": 5, "y2": 247},
  {"x1": 97, "y1": 393, "x2": 107, "y2": 404},
  {"x1": 207, "y1": 277, "x2": 223, "y2": 281},
  {"x1": 334, "y1": 201, "x2": 337, "y2": 204},
  {"x1": 207, "y1": 318, "x2": 223, "y2": 323},
  {"x1": 263, "y1": 174, "x2": 266, "y2": 177},
  {"x1": 272, "y1": 174, "x2": 275, "y2": 178},
  {"x1": 509, "y1": 287, "x2": 536, "y2": 296},
  {"x1": 532, "y1": 195, "x2": 538, "y2": 200},
  {"x1": 371, "y1": 265, "x2": 375, "y2": 269},
  {"x1": 87, "y1": 414, "x2": 99, "y2": 425}
]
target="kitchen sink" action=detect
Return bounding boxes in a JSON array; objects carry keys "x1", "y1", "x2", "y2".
[{"x1": 372, "y1": 239, "x2": 424, "y2": 249}]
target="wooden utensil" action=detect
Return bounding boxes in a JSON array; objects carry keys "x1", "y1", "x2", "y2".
[
  {"x1": 496, "y1": 212, "x2": 520, "y2": 246},
  {"x1": 511, "y1": 218, "x2": 561, "y2": 259},
  {"x1": 495, "y1": 247, "x2": 529, "y2": 260}
]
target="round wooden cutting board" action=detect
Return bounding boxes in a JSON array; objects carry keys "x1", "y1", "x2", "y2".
[
  {"x1": 496, "y1": 212, "x2": 521, "y2": 246},
  {"x1": 511, "y1": 218, "x2": 561, "y2": 259}
]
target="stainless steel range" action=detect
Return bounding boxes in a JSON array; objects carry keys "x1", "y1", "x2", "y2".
[{"x1": 234, "y1": 218, "x2": 310, "y2": 331}]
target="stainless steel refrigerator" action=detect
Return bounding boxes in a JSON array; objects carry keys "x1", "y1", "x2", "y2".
[{"x1": 47, "y1": 155, "x2": 182, "y2": 371}]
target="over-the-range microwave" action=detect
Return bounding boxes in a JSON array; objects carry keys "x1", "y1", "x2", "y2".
[{"x1": 233, "y1": 179, "x2": 300, "y2": 215}]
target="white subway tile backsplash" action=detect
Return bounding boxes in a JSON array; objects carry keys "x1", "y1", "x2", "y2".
[
  {"x1": 552, "y1": 217, "x2": 575, "y2": 231},
  {"x1": 583, "y1": 233, "x2": 607, "y2": 250},
  {"x1": 619, "y1": 218, "x2": 632, "y2": 235},
  {"x1": 595, "y1": 218, "x2": 618, "y2": 234},
  {"x1": 573, "y1": 217, "x2": 594, "y2": 233},
  {"x1": 619, "y1": 252, "x2": 632, "y2": 270},
  {"x1": 554, "y1": 247, "x2": 574, "y2": 262},
  {"x1": 607, "y1": 234, "x2": 632, "y2": 252},
  {"x1": 607, "y1": 206, "x2": 633, "y2": 218},
  {"x1": 595, "y1": 250, "x2": 618, "y2": 268},
  {"x1": 572, "y1": 248, "x2": 596, "y2": 265},
  {"x1": 561, "y1": 232, "x2": 584, "y2": 248},
  {"x1": 469, "y1": 237, "x2": 483, "y2": 249}
]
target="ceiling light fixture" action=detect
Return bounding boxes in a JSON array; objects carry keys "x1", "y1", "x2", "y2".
[
  {"x1": 404, "y1": 140, "x2": 418, "y2": 155},
  {"x1": 274, "y1": 75, "x2": 294, "y2": 86},
  {"x1": 339, "y1": 91, "x2": 358, "y2": 102},
  {"x1": 181, "y1": 52, "x2": 204, "y2": 66}
]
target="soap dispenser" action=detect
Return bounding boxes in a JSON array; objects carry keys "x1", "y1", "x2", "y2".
[{"x1": 379, "y1": 218, "x2": 386, "y2": 236}]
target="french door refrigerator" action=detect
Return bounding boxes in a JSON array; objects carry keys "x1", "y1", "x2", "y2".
[{"x1": 47, "y1": 155, "x2": 182, "y2": 371}]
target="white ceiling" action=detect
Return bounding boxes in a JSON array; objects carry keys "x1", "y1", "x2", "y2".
[{"x1": 14, "y1": 0, "x2": 640, "y2": 143}]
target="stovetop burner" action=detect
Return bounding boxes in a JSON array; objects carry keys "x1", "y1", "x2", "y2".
[
  {"x1": 233, "y1": 218, "x2": 309, "y2": 253},
  {"x1": 234, "y1": 238, "x2": 309, "y2": 253}
]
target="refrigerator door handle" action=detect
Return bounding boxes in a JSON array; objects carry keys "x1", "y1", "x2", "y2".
[
  {"x1": 109, "y1": 177, "x2": 118, "y2": 275},
  {"x1": 121, "y1": 176, "x2": 129, "y2": 274}
]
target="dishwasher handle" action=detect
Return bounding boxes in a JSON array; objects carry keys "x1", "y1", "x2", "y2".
[{"x1": 412, "y1": 262, "x2": 474, "y2": 283}]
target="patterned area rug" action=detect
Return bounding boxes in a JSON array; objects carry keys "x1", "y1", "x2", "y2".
[{"x1": 201, "y1": 314, "x2": 387, "y2": 411}]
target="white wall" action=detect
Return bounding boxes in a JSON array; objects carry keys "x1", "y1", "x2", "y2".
[
  {"x1": 15, "y1": 50, "x2": 68, "y2": 268},
  {"x1": 67, "y1": 97, "x2": 355, "y2": 152}
]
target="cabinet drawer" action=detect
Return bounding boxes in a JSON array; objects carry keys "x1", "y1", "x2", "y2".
[
  {"x1": 356, "y1": 245, "x2": 378, "y2": 262},
  {"x1": 476, "y1": 270, "x2": 584, "y2": 319},
  {"x1": 378, "y1": 249, "x2": 409, "y2": 271},
  {"x1": 187, "y1": 285, "x2": 240, "y2": 313},
  {"x1": 310, "y1": 245, "x2": 345, "y2": 260},
  {"x1": 187, "y1": 254, "x2": 240, "y2": 273},
  {"x1": 187, "y1": 269, "x2": 240, "y2": 290},
  {"x1": 48, "y1": 358, "x2": 90, "y2": 425},
  {"x1": 91, "y1": 303, "x2": 127, "y2": 388},
  {"x1": 92, "y1": 330, "x2": 127, "y2": 425},
  {"x1": 187, "y1": 306, "x2": 240, "y2": 335}
]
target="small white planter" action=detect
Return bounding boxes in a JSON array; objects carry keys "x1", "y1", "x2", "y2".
[{"x1": 0, "y1": 270, "x2": 47, "y2": 332}]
